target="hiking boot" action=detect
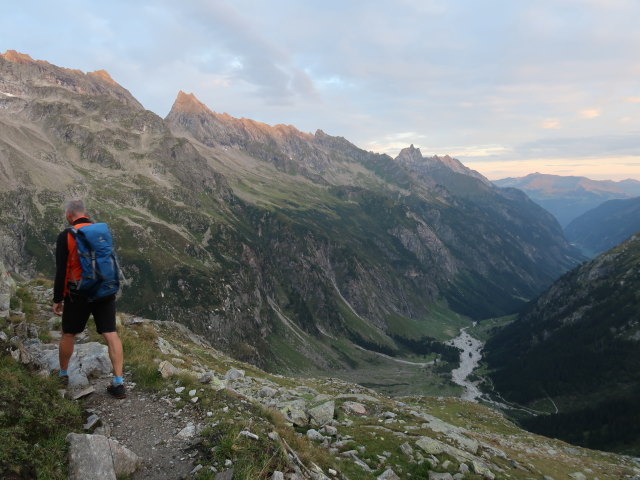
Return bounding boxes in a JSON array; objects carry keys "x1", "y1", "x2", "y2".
[{"x1": 106, "y1": 383, "x2": 127, "y2": 399}]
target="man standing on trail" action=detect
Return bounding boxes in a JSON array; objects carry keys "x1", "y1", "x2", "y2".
[{"x1": 52, "y1": 199, "x2": 126, "y2": 399}]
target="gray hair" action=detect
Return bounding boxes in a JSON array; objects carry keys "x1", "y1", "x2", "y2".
[{"x1": 64, "y1": 199, "x2": 88, "y2": 217}]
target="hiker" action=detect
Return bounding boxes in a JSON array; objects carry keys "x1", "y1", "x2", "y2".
[{"x1": 52, "y1": 199, "x2": 126, "y2": 399}]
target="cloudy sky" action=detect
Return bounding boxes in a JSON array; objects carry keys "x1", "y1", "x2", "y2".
[{"x1": 3, "y1": 0, "x2": 640, "y2": 180}]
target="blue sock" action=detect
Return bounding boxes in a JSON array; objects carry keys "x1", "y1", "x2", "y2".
[
  {"x1": 113, "y1": 376, "x2": 124, "y2": 385},
  {"x1": 59, "y1": 369, "x2": 68, "y2": 377}
]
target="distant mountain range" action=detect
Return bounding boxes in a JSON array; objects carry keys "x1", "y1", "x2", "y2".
[
  {"x1": 565, "y1": 196, "x2": 640, "y2": 257},
  {"x1": 493, "y1": 173, "x2": 640, "y2": 226},
  {"x1": 0, "y1": 50, "x2": 581, "y2": 389},
  {"x1": 484, "y1": 233, "x2": 640, "y2": 455}
]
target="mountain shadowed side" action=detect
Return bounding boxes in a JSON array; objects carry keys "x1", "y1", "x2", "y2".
[
  {"x1": 484, "y1": 233, "x2": 640, "y2": 455},
  {"x1": 494, "y1": 173, "x2": 640, "y2": 226},
  {"x1": 564, "y1": 196, "x2": 640, "y2": 257}
]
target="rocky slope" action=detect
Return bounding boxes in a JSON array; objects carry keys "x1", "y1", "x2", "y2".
[
  {"x1": 564, "y1": 196, "x2": 640, "y2": 257},
  {"x1": 484, "y1": 233, "x2": 640, "y2": 455},
  {"x1": 493, "y1": 173, "x2": 640, "y2": 227},
  {"x1": 1, "y1": 50, "x2": 581, "y2": 386},
  {"x1": 3, "y1": 282, "x2": 640, "y2": 480}
]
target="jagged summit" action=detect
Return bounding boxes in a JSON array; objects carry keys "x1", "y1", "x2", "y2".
[
  {"x1": 395, "y1": 145, "x2": 490, "y2": 184},
  {"x1": 170, "y1": 90, "x2": 213, "y2": 115},
  {"x1": 1, "y1": 50, "x2": 39, "y2": 64},
  {"x1": 0, "y1": 50, "x2": 143, "y2": 109},
  {"x1": 87, "y1": 69, "x2": 118, "y2": 86}
]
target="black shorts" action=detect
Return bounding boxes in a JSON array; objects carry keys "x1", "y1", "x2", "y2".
[{"x1": 62, "y1": 293, "x2": 117, "y2": 334}]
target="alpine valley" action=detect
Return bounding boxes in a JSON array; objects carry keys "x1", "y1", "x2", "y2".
[{"x1": 0, "y1": 50, "x2": 583, "y2": 396}]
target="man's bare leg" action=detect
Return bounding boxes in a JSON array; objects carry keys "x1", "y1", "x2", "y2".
[
  {"x1": 102, "y1": 331, "x2": 124, "y2": 378},
  {"x1": 58, "y1": 333, "x2": 76, "y2": 371}
]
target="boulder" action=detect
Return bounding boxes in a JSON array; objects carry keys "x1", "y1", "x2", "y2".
[
  {"x1": 415, "y1": 436, "x2": 447, "y2": 455},
  {"x1": 0, "y1": 261, "x2": 15, "y2": 318},
  {"x1": 224, "y1": 367, "x2": 245, "y2": 381},
  {"x1": 259, "y1": 386, "x2": 278, "y2": 397},
  {"x1": 157, "y1": 336, "x2": 182, "y2": 356},
  {"x1": 158, "y1": 360, "x2": 180, "y2": 378},
  {"x1": 342, "y1": 401, "x2": 367, "y2": 415},
  {"x1": 306, "y1": 429, "x2": 325, "y2": 442},
  {"x1": 429, "y1": 473, "x2": 454, "y2": 480},
  {"x1": 308, "y1": 401, "x2": 335, "y2": 426},
  {"x1": 377, "y1": 469, "x2": 401, "y2": 480},
  {"x1": 568, "y1": 474, "x2": 587, "y2": 480},
  {"x1": 66, "y1": 433, "x2": 140, "y2": 480},
  {"x1": 471, "y1": 461, "x2": 495, "y2": 480}
]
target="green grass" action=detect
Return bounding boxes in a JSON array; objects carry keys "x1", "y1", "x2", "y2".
[
  {"x1": 0, "y1": 355, "x2": 83, "y2": 479},
  {"x1": 467, "y1": 314, "x2": 516, "y2": 342}
]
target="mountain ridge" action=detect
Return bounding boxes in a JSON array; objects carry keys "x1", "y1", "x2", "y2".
[
  {"x1": 1, "y1": 51, "x2": 582, "y2": 386},
  {"x1": 493, "y1": 173, "x2": 640, "y2": 226}
]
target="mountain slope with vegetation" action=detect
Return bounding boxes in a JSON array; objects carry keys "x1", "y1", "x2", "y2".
[
  {"x1": 484, "y1": 233, "x2": 640, "y2": 455},
  {"x1": 2, "y1": 280, "x2": 639, "y2": 480},
  {"x1": 1, "y1": 50, "x2": 581, "y2": 388},
  {"x1": 564, "y1": 196, "x2": 640, "y2": 257}
]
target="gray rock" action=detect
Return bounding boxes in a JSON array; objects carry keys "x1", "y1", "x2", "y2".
[
  {"x1": 109, "y1": 438, "x2": 142, "y2": 477},
  {"x1": 306, "y1": 429, "x2": 325, "y2": 442},
  {"x1": 158, "y1": 360, "x2": 180, "y2": 378},
  {"x1": 224, "y1": 367, "x2": 245, "y2": 381},
  {"x1": 260, "y1": 386, "x2": 278, "y2": 397},
  {"x1": 83, "y1": 414, "x2": 101, "y2": 431},
  {"x1": 199, "y1": 371, "x2": 214, "y2": 383},
  {"x1": 0, "y1": 262, "x2": 15, "y2": 318},
  {"x1": 0, "y1": 331, "x2": 7, "y2": 342},
  {"x1": 308, "y1": 401, "x2": 335, "y2": 426},
  {"x1": 400, "y1": 442, "x2": 413, "y2": 456},
  {"x1": 383, "y1": 411, "x2": 397, "y2": 419},
  {"x1": 459, "y1": 463, "x2": 469, "y2": 474},
  {"x1": 272, "y1": 472, "x2": 285, "y2": 480},
  {"x1": 239, "y1": 430, "x2": 259, "y2": 440},
  {"x1": 215, "y1": 469, "x2": 234, "y2": 480},
  {"x1": 569, "y1": 474, "x2": 587, "y2": 480},
  {"x1": 471, "y1": 461, "x2": 495, "y2": 480},
  {"x1": 429, "y1": 473, "x2": 454, "y2": 480},
  {"x1": 72, "y1": 386, "x2": 95, "y2": 400},
  {"x1": 177, "y1": 423, "x2": 196, "y2": 439},
  {"x1": 67, "y1": 433, "x2": 116, "y2": 480},
  {"x1": 321, "y1": 425, "x2": 338, "y2": 436},
  {"x1": 342, "y1": 401, "x2": 367, "y2": 415},
  {"x1": 415, "y1": 436, "x2": 446, "y2": 455},
  {"x1": 157, "y1": 337, "x2": 181, "y2": 356},
  {"x1": 377, "y1": 469, "x2": 401, "y2": 480},
  {"x1": 66, "y1": 433, "x2": 140, "y2": 480}
]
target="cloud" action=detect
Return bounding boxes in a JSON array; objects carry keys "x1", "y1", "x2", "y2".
[
  {"x1": 542, "y1": 119, "x2": 561, "y2": 129},
  {"x1": 3, "y1": 0, "x2": 640, "y2": 180},
  {"x1": 578, "y1": 109, "x2": 601, "y2": 119}
]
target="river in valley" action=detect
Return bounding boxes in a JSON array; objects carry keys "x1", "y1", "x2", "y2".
[{"x1": 447, "y1": 326, "x2": 484, "y2": 402}]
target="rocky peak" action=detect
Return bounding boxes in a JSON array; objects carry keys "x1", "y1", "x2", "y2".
[
  {"x1": 1, "y1": 50, "x2": 39, "y2": 64},
  {"x1": 395, "y1": 146, "x2": 490, "y2": 185},
  {"x1": 87, "y1": 69, "x2": 118, "y2": 86},
  {"x1": 0, "y1": 50, "x2": 143, "y2": 109},
  {"x1": 169, "y1": 91, "x2": 212, "y2": 115},
  {"x1": 396, "y1": 144, "x2": 424, "y2": 164}
]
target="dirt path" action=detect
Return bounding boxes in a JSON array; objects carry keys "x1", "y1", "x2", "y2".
[{"x1": 82, "y1": 376, "x2": 201, "y2": 479}]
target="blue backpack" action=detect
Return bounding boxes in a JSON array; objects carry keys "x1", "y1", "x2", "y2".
[{"x1": 68, "y1": 223, "x2": 120, "y2": 301}]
